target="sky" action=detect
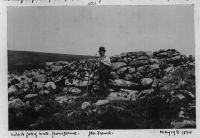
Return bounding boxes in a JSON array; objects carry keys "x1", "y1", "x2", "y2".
[{"x1": 7, "y1": 5, "x2": 195, "y2": 56}]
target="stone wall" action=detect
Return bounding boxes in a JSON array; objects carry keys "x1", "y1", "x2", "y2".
[{"x1": 8, "y1": 49, "x2": 195, "y2": 129}]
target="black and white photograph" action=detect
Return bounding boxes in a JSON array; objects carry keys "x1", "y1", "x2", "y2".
[{"x1": 6, "y1": 5, "x2": 196, "y2": 131}]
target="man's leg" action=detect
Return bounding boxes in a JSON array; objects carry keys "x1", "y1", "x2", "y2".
[
  {"x1": 103, "y1": 73, "x2": 110, "y2": 96},
  {"x1": 99, "y1": 71, "x2": 105, "y2": 96}
]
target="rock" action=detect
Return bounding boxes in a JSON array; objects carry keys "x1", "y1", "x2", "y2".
[
  {"x1": 111, "y1": 62, "x2": 126, "y2": 70},
  {"x1": 25, "y1": 100, "x2": 30, "y2": 106},
  {"x1": 67, "y1": 112, "x2": 74, "y2": 117},
  {"x1": 69, "y1": 87, "x2": 81, "y2": 94},
  {"x1": 127, "y1": 67, "x2": 136, "y2": 74},
  {"x1": 92, "y1": 108, "x2": 97, "y2": 113},
  {"x1": 178, "y1": 110, "x2": 185, "y2": 118},
  {"x1": 25, "y1": 94, "x2": 38, "y2": 100},
  {"x1": 138, "y1": 89, "x2": 154, "y2": 98},
  {"x1": 171, "y1": 120, "x2": 196, "y2": 128},
  {"x1": 15, "y1": 83, "x2": 23, "y2": 89},
  {"x1": 152, "y1": 79, "x2": 158, "y2": 88},
  {"x1": 107, "y1": 91, "x2": 137, "y2": 101},
  {"x1": 137, "y1": 64, "x2": 160, "y2": 73},
  {"x1": 39, "y1": 90, "x2": 50, "y2": 95},
  {"x1": 46, "y1": 62, "x2": 54, "y2": 66},
  {"x1": 121, "y1": 89, "x2": 138, "y2": 101},
  {"x1": 65, "y1": 79, "x2": 72, "y2": 85},
  {"x1": 110, "y1": 71, "x2": 119, "y2": 79},
  {"x1": 8, "y1": 85, "x2": 17, "y2": 96},
  {"x1": 164, "y1": 66, "x2": 174, "y2": 73},
  {"x1": 150, "y1": 58, "x2": 159, "y2": 64},
  {"x1": 141, "y1": 89, "x2": 154, "y2": 94},
  {"x1": 137, "y1": 56, "x2": 149, "y2": 60},
  {"x1": 13, "y1": 90, "x2": 24, "y2": 98},
  {"x1": 73, "y1": 80, "x2": 89, "y2": 87},
  {"x1": 110, "y1": 79, "x2": 139, "y2": 89},
  {"x1": 35, "y1": 74, "x2": 47, "y2": 82},
  {"x1": 166, "y1": 56, "x2": 181, "y2": 64},
  {"x1": 34, "y1": 82, "x2": 45, "y2": 89},
  {"x1": 117, "y1": 67, "x2": 128, "y2": 75},
  {"x1": 9, "y1": 78, "x2": 20, "y2": 86},
  {"x1": 9, "y1": 98, "x2": 25, "y2": 110},
  {"x1": 120, "y1": 52, "x2": 128, "y2": 57},
  {"x1": 155, "y1": 52, "x2": 169, "y2": 58},
  {"x1": 140, "y1": 78, "x2": 153, "y2": 86},
  {"x1": 110, "y1": 55, "x2": 121, "y2": 62},
  {"x1": 146, "y1": 51, "x2": 153, "y2": 57},
  {"x1": 122, "y1": 57, "x2": 129, "y2": 63},
  {"x1": 51, "y1": 65, "x2": 63, "y2": 72},
  {"x1": 176, "y1": 94, "x2": 185, "y2": 100},
  {"x1": 95, "y1": 99, "x2": 110, "y2": 106},
  {"x1": 54, "y1": 61, "x2": 69, "y2": 66},
  {"x1": 45, "y1": 82, "x2": 56, "y2": 90},
  {"x1": 35, "y1": 104, "x2": 44, "y2": 112},
  {"x1": 124, "y1": 73, "x2": 133, "y2": 81},
  {"x1": 180, "y1": 90, "x2": 195, "y2": 100},
  {"x1": 55, "y1": 95, "x2": 76, "y2": 104},
  {"x1": 129, "y1": 59, "x2": 150, "y2": 67},
  {"x1": 81, "y1": 102, "x2": 91, "y2": 110}
]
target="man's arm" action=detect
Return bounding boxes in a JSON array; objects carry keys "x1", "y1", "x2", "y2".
[{"x1": 101, "y1": 56, "x2": 111, "y2": 67}]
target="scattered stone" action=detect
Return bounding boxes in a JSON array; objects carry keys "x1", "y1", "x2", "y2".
[
  {"x1": 140, "y1": 78, "x2": 153, "y2": 86},
  {"x1": 152, "y1": 79, "x2": 158, "y2": 88},
  {"x1": 178, "y1": 110, "x2": 185, "y2": 118},
  {"x1": 107, "y1": 92, "x2": 136, "y2": 101},
  {"x1": 95, "y1": 99, "x2": 110, "y2": 106},
  {"x1": 9, "y1": 98, "x2": 25, "y2": 110},
  {"x1": 81, "y1": 102, "x2": 91, "y2": 110},
  {"x1": 176, "y1": 94, "x2": 185, "y2": 100},
  {"x1": 55, "y1": 96, "x2": 76, "y2": 104},
  {"x1": 129, "y1": 59, "x2": 150, "y2": 67},
  {"x1": 51, "y1": 65, "x2": 63, "y2": 72},
  {"x1": 110, "y1": 79, "x2": 139, "y2": 89},
  {"x1": 25, "y1": 94, "x2": 38, "y2": 100},
  {"x1": 111, "y1": 62, "x2": 126, "y2": 70},
  {"x1": 110, "y1": 55, "x2": 121, "y2": 62},
  {"x1": 180, "y1": 90, "x2": 195, "y2": 100},
  {"x1": 8, "y1": 85, "x2": 17, "y2": 96},
  {"x1": 124, "y1": 73, "x2": 133, "y2": 81},
  {"x1": 39, "y1": 90, "x2": 50, "y2": 95},
  {"x1": 117, "y1": 67, "x2": 128, "y2": 75},
  {"x1": 70, "y1": 87, "x2": 81, "y2": 94},
  {"x1": 45, "y1": 82, "x2": 56, "y2": 90},
  {"x1": 166, "y1": 56, "x2": 181, "y2": 64},
  {"x1": 110, "y1": 71, "x2": 119, "y2": 79},
  {"x1": 127, "y1": 67, "x2": 136, "y2": 74},
  {"x1": 46, "y1": 62, "x2": 54, "y2": 66},
  {"x1": 164, "y1": 66, "x2": 174, "y2": 73}
]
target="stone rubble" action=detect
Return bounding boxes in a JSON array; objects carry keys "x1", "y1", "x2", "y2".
[{"x1": 8, "y1": 49, "x2": 195, "y2": 129}]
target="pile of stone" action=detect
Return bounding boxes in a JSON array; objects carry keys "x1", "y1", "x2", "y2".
[{"x1": 8, "y1": 49, "x2": 196, "y2": 129}]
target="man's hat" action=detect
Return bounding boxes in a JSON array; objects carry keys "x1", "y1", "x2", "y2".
[{"x1": 99, "y1": 47, "x2": 106, "y2": 52}]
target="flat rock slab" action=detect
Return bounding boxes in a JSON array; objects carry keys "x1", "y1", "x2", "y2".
[
  {"x1": 25, "y1": 94, "x2": 38, "y2": 100},
  {"x1": 55, "y1": 95, "x2": 78, "y2": 104},
  {"x1": 95, "y1": 99, "x2": 110, "y2": 106},
  {"x1": 107, "y1": 91, "x2": 137, "y2": 101}
]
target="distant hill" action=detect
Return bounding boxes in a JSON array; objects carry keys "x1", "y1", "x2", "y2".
[{"x1": 8, "y1": 50, "x2": 94, "y2": 72}]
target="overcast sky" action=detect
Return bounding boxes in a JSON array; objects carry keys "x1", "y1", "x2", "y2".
[{"x1": 8, "y1": 5, "x2": 194, "y2": 56}]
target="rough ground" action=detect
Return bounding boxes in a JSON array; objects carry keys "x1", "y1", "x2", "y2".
[{"x1": 8, "y1": 49, "x2": 196, "y2": 130}]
